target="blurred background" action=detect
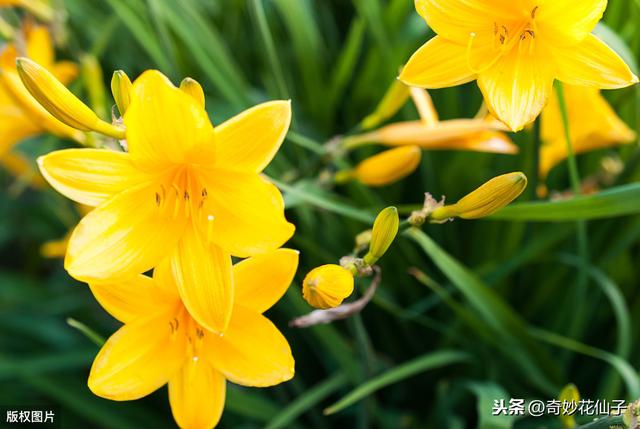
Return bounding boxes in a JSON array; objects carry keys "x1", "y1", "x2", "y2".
[{"x1": 1, "y1": 0, "x2": 640, "y2": 428}]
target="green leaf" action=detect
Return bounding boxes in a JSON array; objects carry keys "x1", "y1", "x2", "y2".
[
  {"x1": 323, "y1": 350, "x2": 469, "y2": 415},
  {"x1": 491, "y1": 183, "x2": 640, "y2": 221}
]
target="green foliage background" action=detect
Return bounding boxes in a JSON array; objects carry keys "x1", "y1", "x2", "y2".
[{"x1": 1, "y1": 0, "x2": 640, "y2": 428}]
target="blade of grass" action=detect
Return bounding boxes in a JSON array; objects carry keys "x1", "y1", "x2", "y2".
[
  {"x1": 405, "y1": 228, "x2": 559, "y2": 394},
  {"x1": 249, "y1": 0, "x2": 289, "y2": 99},
  {"x1": 103, "y1": 0, "x2": 173, "y2": 73},
  {"x1": 323, "y1": 350, "x2": 469, "y2": 415},
  {"x1": 265, "y1": 372, "x2": 349, "y2": 429},
  {"x1": 528, "y1": 326, "x2": 640, "y2": 398},
  {"x1": 275, "y1": 178, "x2": 375, "y2": 223}
]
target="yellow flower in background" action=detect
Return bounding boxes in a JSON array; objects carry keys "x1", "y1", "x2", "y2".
[
  {"x1": 302, "y1": 264, "x2": 354, "y2": 309},
  {"x1": 0, "y1": 24, "x2": 82, "y2": 158},
  {"x1": 88, "y1": 249, "x2": 298, "y2": 429},
  {"x1": 37, "y1": 70, "x2": 295, "y2": 333},
  {"x1": 431, "y1": 172, "x2": 527, "y2": 221},
  {"x1": 539, "y1": 85, "x2": 635, "y2": 182},
  {"x1": 400, "y1": 0, "x2": 638, "y2": 131}
]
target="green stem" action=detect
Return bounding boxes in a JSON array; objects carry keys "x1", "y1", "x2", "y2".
[{"x1": 555, "y1": 82, "x2": 590, "y2": 341}]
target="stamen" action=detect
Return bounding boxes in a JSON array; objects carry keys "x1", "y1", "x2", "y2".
[{"x1": 155, "y1": 192, "x2": 161, "y2": 207}]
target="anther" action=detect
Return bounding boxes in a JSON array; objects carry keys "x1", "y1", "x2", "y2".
[
  {"x1": 531, "y1": 6, "x2": 538, "y2": 19},
  {"x1": 155, "y1": 192, "x2": 161, "y2": 207}
]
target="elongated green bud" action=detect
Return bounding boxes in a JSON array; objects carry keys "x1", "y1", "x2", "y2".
[
  {"x1": 364, "y1": 206, "x2": 399, "y2": 265},
  {"x1": 111, "y1": 70, "x2": 132, "y2": 115}
]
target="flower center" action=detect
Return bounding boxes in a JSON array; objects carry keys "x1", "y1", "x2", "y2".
[
  {"x1": 153, "y1": 165, "x2": 215, "y2": 240},
  {"x1": 466, "y1": 5, "x2": 540, "y2": 73}
]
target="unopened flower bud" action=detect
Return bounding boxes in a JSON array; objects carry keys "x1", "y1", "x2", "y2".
[
  {"x1": 302, "y1": 264, "x2": 354, "y2": 309},
  {"x1": 179, "y1": 77, "x2": 205, "y2": 108},
  {"x1": 341, "y1": 145, "x2": 421, "y2": 187},
  {"x1": 431, "y1": 172, "x2": 527, "y2": 221},
  {"x1": 111, "y1": 70, "x2": 132, "y2": 115},
  {"x1": 364, "y1": 206, "x2": 399, "y2": 265},
  {"x1": 17, "y1": 57, "x2": 126, "y2": 139}
]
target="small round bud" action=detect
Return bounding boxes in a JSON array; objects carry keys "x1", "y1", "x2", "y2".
[{"x1": 302, "y1": 264, "x2": 354, "y2": 309}]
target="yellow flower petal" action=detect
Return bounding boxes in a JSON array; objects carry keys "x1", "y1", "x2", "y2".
[
  {"x1": 65, "y1": 186, "x2": 186, "y2": 281},
  {"x1": 554, "y1": 34, "x2": 638, "y2": 89},
  {"x1": 171, "y1": 226, "x2": 234, "y2": 334},
  {"x1": 201, "y1": 171, "x2": 294, "y2": 257},
  {"x1": 537, "y1": 0, "x2": 607, "y2": 46},
  {"x1": 88, "y1": 308, "x2": 186, "y2": 401},
  {"x1": 89, "y1": 275, "x2": 177, "y2": 324},
  {"x1": 399, "y1": 36, "x2": 475, "y2": 89},
  {"x1": 169, "y1": 359, "x2": 225, "y2": 429},
  {"x1": 233, "y1": 249, "x2": 299, "y2": 314},
  {"x1": 478, "y1": 42, "x2": 555, "y2": 131},
  {"x1": 203, "y1": 306, "x2": 294, "y2": 387},
  {"x1": 414, "y1": 0, "x2": 520, "y2": 45},
  {"x1": 125, "y1": 70, "x2": 216, "y2": 173},
  {"x1": 214, "y1": 100, "x2": 292, "y2": 173},
  {"x1": 37, "y1": 149, "x2": 147, "y2": 207}
]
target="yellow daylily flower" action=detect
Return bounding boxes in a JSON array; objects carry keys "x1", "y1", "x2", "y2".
[
  {"x1": 37, "y1": 70, "x2": 295, "y2": 334},
  {"x1": 302, "y1": 264, "x2": 354, "y2": 309},
  {"x1": 88, "y1": 249, "x2": 298, "y2": 429},
  {"x1": 539, "y1": 84, "x2": 635, "y2": 181},
  {"x1": 400, "y1": 0, "x2": 639, "y2": 131},
  {"x1": 0, "y1": 24, "x2": 82, "y2": 157}
]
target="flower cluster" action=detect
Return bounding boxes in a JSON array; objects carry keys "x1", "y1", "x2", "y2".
[{"x1": 2, "y1": 19, "x2": 299, "y2": 427}]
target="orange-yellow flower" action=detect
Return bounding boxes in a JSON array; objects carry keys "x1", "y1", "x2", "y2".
[
  {"x1": 540, "y1": 84, "x2": 635, "y2": 181},
  {"x1": 400, "y1": 0, "x2": 638, "y2": 131},
  {"x1": 37, "y1": 70, "x2": 295, "y2": 334},
  {"x1": 0, "y1": 24, "x2": 81, "y2": 157},
  {"x1": 88, "y1": 249, "x2": 298, "y2": 429}
]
